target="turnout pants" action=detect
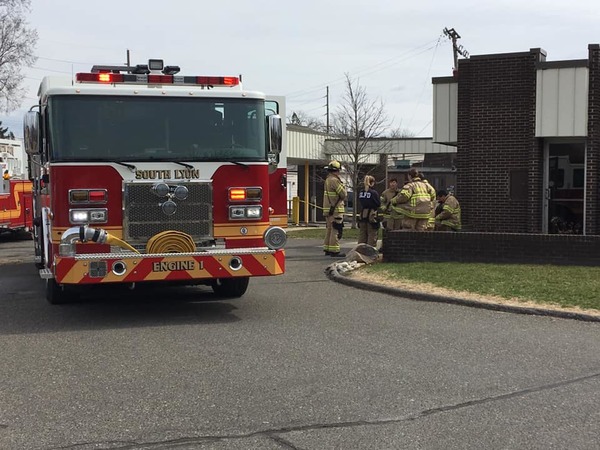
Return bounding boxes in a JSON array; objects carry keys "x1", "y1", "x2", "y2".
[
  {"x1": 358, "y1": 221, "x2": 379, "y2": 247},
  {"x1": 323, "y1": 215, "x2": 341, "y2": 253},
  {"x1": 402, "y1": 217, "x2": 429, "y2": 231}
]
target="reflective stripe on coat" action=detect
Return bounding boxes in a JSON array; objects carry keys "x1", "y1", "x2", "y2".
[
  {"x1": 390, "y1": 178, "x2": 436, "y2": 219},
  {"x1": 322, "y1": 173, "x2": 347, "y2": 218}
]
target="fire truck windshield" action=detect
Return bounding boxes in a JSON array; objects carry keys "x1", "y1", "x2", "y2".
[{"x1": 47, "y1": 95, "x2": 267, "y2": 162}]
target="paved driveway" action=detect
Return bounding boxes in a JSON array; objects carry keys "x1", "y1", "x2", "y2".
[{"x1": 0, "y1": 236, "x2": 598, "y2": 449}]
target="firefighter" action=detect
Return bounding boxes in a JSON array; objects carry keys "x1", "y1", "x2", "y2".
[
  {"x1": 322, "y1": 160, "x2": 347, "y2": 257},
  {"x1": 391, "y1": 168, "x2": 436, "y2": 231},
  {"x1": 3, "y1": 170, "x2": 10, "y2": 180},
  {"x1": 421, "y1": 177, "x2": 437, "y2": 230},
  {"x1": 435, "y1": 190, "x2": 462, "y2": 231},
  {"x1": 357, "y1": 175, "x2": 381, "y2": 247},
  {"x1": 379, "y1": 178, "x2": 401, "y2": 231}
]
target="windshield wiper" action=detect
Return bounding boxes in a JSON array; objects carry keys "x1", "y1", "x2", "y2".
[
  {"x1": 112, "y1": 161, "x2": 137, "y2": 171},
  {"x1": 173, "y1": 161, "x2": 194, "y2": 170},
  {"x1": 228, "y1": 161, "x2": 248, "y2": 168}
]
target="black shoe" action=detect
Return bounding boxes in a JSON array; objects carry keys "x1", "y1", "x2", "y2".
[
  {"x1": 324, "y1": 250, "x2": 333, "y2": 256},
  {"x1": 330, "y1": 252, "x2": 346, "y2": 258}
]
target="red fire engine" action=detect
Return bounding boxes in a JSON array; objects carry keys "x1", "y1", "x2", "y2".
[
  {"x1": 1, "y1": 139, "x2": 33, "y2": 233},
  {"x1": 24, "y1": 59, "x2": 287, "y2": 304}
]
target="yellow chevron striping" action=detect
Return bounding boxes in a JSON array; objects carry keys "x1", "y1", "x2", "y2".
[
  {"x1": 0, "y1": 181, "x2": 32, "y2": 221},
  {"x1": 56, "y1": 253, "x2": 281, "y2": 284}
]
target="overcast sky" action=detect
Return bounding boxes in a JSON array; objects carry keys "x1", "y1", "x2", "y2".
[{"x1": 1, "y1": 0, "x2": 599, "y2": 139}]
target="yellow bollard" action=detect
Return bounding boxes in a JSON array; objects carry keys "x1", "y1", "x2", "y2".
[{"x1": 292, "y1": 196, "x2": 300, "y2": 226}]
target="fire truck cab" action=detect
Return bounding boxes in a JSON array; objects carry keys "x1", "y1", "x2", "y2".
[{"x1": 24, "y1": 59, "x2": 287, "y2": 304}]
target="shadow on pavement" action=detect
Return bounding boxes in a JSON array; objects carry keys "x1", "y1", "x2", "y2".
[
  {"x1": 0, "y1": 230, "x2": 32, "y2": 242},
  {"x1": 0, "y1": 264, "x2": 242, "y2": 336}
]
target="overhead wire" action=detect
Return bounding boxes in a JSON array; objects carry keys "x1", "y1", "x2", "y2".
[
  {"x1": 285, "y1": 37, "x2": 442, "y2": 100},
  {"x1": 416, "y1": 120, "x2": 432, "y2": 136},
  {"x1": 406, "y1": 33, "x2": 444, "y2": 130},
  {"x1": 30, "y1": 65, "x2": 73, "y2": 74},
  {"x1": 36, "y1": 55, "x2": 92, "y2": 65}
]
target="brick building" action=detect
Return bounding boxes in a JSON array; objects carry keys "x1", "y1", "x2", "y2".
[{"x1": 432, "y1": 44, "x2": 600, "y2": 235}]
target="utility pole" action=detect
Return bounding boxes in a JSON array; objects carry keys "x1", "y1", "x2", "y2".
[
  {"x1": 326, "y1": 86, "x2": 330, "y2": 134},
  {"x1": 126, "y1": 49, "x2": 131, "y2": 67},
  {"x1": 443, "y1": 28, "x2": 469, "y2": 74}
]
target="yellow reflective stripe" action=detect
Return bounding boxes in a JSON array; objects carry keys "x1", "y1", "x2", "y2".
[{"x1": 443, "y1": 205, "x2": 460, "y2": 214}]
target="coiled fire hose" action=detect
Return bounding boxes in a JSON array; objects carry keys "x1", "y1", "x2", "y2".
[{"x1": 145, "y1": 230, "x2": 196, "y2": 254}]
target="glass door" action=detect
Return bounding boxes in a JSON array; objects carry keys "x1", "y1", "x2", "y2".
[{"x1": 544, "y1": 142, "x2": 585, "y2": 234}]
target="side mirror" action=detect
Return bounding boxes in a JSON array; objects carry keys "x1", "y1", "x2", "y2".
[
  {"x1": 267, "y1": 115, "x2": 282, "y2": 155},
  {"x1": 267, "y1": 115, "x2": 282, "y2": 174},
  {"x1": 24, "y1": 111, "x2": 41, "y2": 155}
]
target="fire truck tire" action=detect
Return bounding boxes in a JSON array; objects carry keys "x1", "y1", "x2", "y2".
[
  {"x1": 45, "y1": 279, "x2": 78, "y2": 305},
  {"x1": 211, "y1": 277, "x2": 249, "y2": 298}
]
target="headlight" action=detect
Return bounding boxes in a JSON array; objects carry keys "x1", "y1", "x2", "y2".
[
  {"x1": 69, "y1": 208, "x2": 107, "y2": 224},
  {"x1": 229, "y1": 207, "x2": 246, "y2": 219},
  {"x1": 245, "y1": 206, "x2": 262, "y2": 218},
  {"x1": 229, "y1": 205, "x2": 262, "y2": 220},
  {"x1": 70, "y1": 210, "x2": 89, "y2": 223}
]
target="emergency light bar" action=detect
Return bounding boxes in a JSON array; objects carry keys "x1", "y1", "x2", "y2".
[{"x1": 75, "y1": 72, "x2": 240, "y2": 87}]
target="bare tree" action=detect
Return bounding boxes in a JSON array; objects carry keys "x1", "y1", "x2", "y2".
[
  {"x1": 288, "y1": 110, "x2": 326, "y2": 132},
  {"x1": 388, "y1": 126, "x2": 415, "y2": 138},
  {"x1": 0, "y1": 0, "x2": 37, "y2": 112},
  {"x1": 328, "y1": 73, "x2": 391, "y2": 227}
]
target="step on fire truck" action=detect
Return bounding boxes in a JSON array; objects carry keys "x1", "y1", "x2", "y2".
[
  {"x1": 0, "y1": 139, "x2": 33, "y2": 234},
  {"x1": 24, "y1": 59, "x2": 287, "y2": 304}
]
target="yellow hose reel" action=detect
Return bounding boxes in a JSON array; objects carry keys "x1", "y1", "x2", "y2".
[{"x1": 145, "y1": 230, "x2": 196, "y2": 254}]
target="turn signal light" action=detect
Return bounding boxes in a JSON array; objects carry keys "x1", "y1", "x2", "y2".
[
  {"x1": 88, "y1": 190, "x2": 107, "y2": 202},
  {"x1": 70, "y1": 190, "x2": 88, "y2": 202},
  {"x1": 246, "y1": 188, "x2": 262, "y2": 200},
  {"x1": 69, "y1": 189, "x2": 107, "y2": 204},
  {"x1": 228, "y1": 187, "x2": 262, "y2": 202},
  {"x1": 229, "y1": 188, "x2": 246, "y2": 201}
]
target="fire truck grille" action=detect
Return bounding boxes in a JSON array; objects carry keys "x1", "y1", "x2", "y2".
[{"x1": 123, "y1": 182, "x2": 213, "y2": 244}]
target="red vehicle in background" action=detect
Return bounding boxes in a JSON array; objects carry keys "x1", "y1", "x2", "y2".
[
  {"x1": 24, "y1": 59, "x2": 287, "y2": 304},
  {"x1": 0, "y1": 139, "x2": 33, "y2": 234}
]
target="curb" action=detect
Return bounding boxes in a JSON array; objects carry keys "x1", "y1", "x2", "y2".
[{"x1": 325, "y1": 264, "x2": 600, "y2": 323}]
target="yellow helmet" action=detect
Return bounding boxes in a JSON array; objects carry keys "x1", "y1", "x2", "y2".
[{"x1": 325, "y1": 160, "x2": 341, "y2": 171}]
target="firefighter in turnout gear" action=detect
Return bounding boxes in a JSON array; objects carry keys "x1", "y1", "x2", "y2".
[
  {"x1": 435, "y1": 190, "x2": 461, "y2": 231},
  {"x1": 323, "y1": 160, "x2": 347, "y2": 257},
  {"x1": 391, "y1": 168, "x2": 436, "y2": 231},
  {"x1": 422, "y1": 177, "x2": 437, "y2": 230},
  {"x1": 358, "y1": 175, "x2": 381, "y2": 247},
  {"x1": 380, "y1": 178, "x2": 401, "y2": 230}
]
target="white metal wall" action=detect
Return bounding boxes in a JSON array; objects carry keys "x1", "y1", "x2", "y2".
[
  {"x1": 433, "y1": 81, "x2": 458, "y2": 144},
  {"x1": 324, "y1": 138, "x2": 456, "y2": 157},
  {"x1": 287, "y1": 128, "x2": 456, "y2": 163},
  {"x1": 536, "y1": 67, "x2": 589, "y2": 137},
  {"x1": 287, "y1": 127, "x2": 327, "y2": 161}
]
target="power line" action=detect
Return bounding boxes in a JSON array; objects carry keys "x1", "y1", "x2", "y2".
[
  {"x1": 406, "y1": 34, "x2": 443, "y2": 130},
  {"x1": 416, "y1": 120, "x2": 432, "y2": 136},
  {"x1": 36, "y1": 55, "x2": 92, "y2": 65},
  {"x1": 285, "y1": 37, "x2": 442, "y2": 99},
  {"x1": 31, "y1": 65, "x2": 73, "y2": 74}
]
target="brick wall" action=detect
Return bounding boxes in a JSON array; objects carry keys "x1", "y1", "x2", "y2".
[
  {"x1": 382, "y1": 231, "x2": 600, "y2": 266},
  {"x1": 587, "y1": 44, "x2": 600, "y2": 235},
  {"x1": 456, "y1": 50, "x2": 544, "y2": 233}
]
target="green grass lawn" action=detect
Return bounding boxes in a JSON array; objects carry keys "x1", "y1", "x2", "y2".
[
  {"x1": 361, "y1": 262, "x2": 600, "y2": 312},
  {"x1": 285, "y1": 227, "x2": 599, "y2": 312}
]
